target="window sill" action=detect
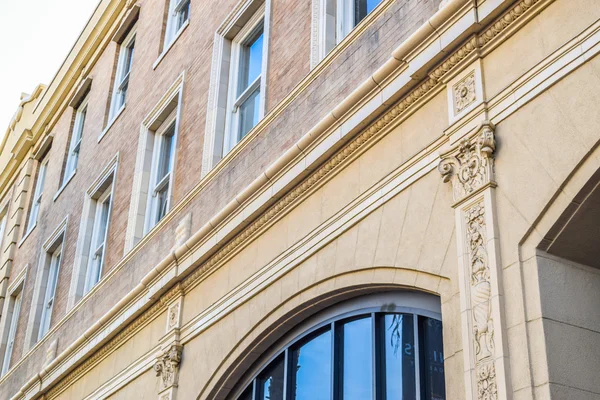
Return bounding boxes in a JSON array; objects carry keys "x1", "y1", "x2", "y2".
[
  {"x1": 18, "y1": 224, "x2": 36, "y2": 248},
  {"x1": 152, "y1": 19, "x2": 189, "y2": 70},
  {"x1": 53, "y1": 171, "x2": 76, "y2": 202},
  {"x1": 98, "y1": 105, "x2": 126, "y2": 143}
]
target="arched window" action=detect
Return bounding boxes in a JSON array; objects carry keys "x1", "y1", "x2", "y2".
[{"x1": 233, "y1": 291, "x2": 446, "y2": 400}]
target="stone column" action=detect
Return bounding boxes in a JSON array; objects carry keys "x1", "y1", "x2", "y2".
[{"x1": 439, "y1": 121, "x2": 510, "y2": 400}]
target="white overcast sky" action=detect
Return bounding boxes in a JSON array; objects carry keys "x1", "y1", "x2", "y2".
[{"x1": 0, "y1": 0, "x2": 99, "y2": 137}]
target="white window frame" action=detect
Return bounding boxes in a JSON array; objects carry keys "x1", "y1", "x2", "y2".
[
  {"x1": 145, "y1": 110, "x2": 177, "y2": 232},
  {"x1": 310, "y1": 0, "x2": 385, "y2": 68},
  {"x1": 201, "y1": 0, "x2": 272, "y2": 177},
  {"x1": 0, "y1": 265, "x2": 27, "y2": 377},
  {"x1": 0, "y1": 206, "x2": 7, "y2": 255},
  {"x1": 125, "y1": 73, "x2": 183, "y2": 251},
  {"x1": 25, "y1": 217, "x2": 67, "y2": 349},
  {"x1": 108, "y1": 26, "x2": 136, "y2": 121},
  {"x1": 64, "y1": 95, "x2": 89, "y2": 182},
  {"x1": 164, "y1": 0, "x2": 191, "y2": 47},
  {"x1": 38, "y1": 245, "x2": 62, "y2": 341},
  {"x1": 84, "y1": 187, "x2": 112, "y2": 293},
  {"x1": 26, "y1": 154, "x2": 49, "y2": 233},
  {"x1": 69, "y1": 155, "x2": 118, "y2": 308}
]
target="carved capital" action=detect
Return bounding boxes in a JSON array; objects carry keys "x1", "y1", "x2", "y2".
[
  {"x1": 439, "y1": 121, "x2": 496, "y2": 203},
  {"x1": 154, "y1": 345, "x2": 183, "y2": 391}
]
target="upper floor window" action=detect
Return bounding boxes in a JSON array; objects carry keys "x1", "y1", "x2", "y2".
[
  {"x1": 146, "y1": 110, "x2": 177, "y2": 230},
  {"x1": 164, "y1": 0, "x2": 190, "y2": 46},
  {"x1": 38, "y1": 245, "x2": 62, "y2": 341},
  {"x1": 84, "y1": 185, "x2": 112, "y2": 293},
  {"x1": 201, "y1": 1, "x2": 270, "y2": 176},
  {"x1": 231, "y1": 292, "x2": 445, "y2": 400},
  {"x1": 109, "y1": 26, "x2": 136, "y2": 120},
  {"x1": 311, "y1": 0, "x2": 383, "y2": 67},
  {"x1": 0, "y1": 285, "x2": 23, "y2": 376},
  {"x1": 26, "y1": 154, "x2": 49, "y2": 232},
  {"x1": 124, "y1": 73, "x2": 183, "y2": 251},
  {"x1": 0, "y1": 206, "x2": 7, "y2": 251},
  {"x1": 64, "y1": 95, "x2": 88, "y2": 182}
]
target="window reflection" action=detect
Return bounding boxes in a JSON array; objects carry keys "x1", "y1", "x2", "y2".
[
  {"x1": 340, "y1": 317, "x2": 372, "y2": 400},
  {"x1": 259, "y1": 355, "x2": 285, "y2": 400},
  {"x1": 291, "y1": 329, "x2": 332, "y2": 400},
  {"x1": 420, "y1": 317, "x2": 445, "y2": 400},
  {"x1": 383, "y1": 314, "x2": 415, "y2": 399}
]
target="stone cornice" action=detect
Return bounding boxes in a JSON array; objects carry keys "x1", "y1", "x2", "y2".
[{"x1": 4, "y1": 0, "x2": 554, "y2": 398}]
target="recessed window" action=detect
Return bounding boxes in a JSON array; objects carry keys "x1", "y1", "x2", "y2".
[
  {"x1": 201, "y1": 1, "x2": 271, "y2": 175},
  {"x1": 164, "y1": 0, "x2": 191, "y2": 46},
  {"x1": 26, "y1": 154, "x2": 49, "y2": 232},
  {"x1": 84, "y1": 186, "x2": 112, "y2": 293},
  {"x1": 38, "y1": 245, "x2": 62, "y2": 340},
  {"x1": 147, "y1": 115, "x2": 176, "y2": 229},
  {"x1": 311, "y1": 0, "x2": 383, "y2": 67},
  {"x1": 233, "y1": 292, "x2": 446, "y2": 400},
  {"x1": 125, "y1": 74, "x2": 183, "y2": 251},
  {"x1": 27, "y1": 219, "x2": 67, "y2": 347},
  {"x1": 0, "y1": 207, "x2": 7, "y2": 251},
  {"x1": 109, "y1": 26, "x2": 136, "y2": 120},
  {"x1": 1, "y1": 287, "x2": 22, "y2": 376},
  {"x1": 64, "y1": 95, "x2": 89, "y2": 182}
]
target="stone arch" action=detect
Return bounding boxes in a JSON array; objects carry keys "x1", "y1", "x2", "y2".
[{"x1": 196, "y1": 266, "x2": 448, "y2": 399}]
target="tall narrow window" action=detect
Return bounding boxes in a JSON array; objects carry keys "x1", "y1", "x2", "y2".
[
  {"x1": 38, "y1": 245, "x2": 62, "y2": 340},
  {"x1": 223, "y1": 10, "x2": 266, "y2": 154},
  {"x1": 0, "y1": 208, "x2": 7, "y2": 250},
  {"x1": 1, "y1": 289, "x2": 22, "y2": 376},
  {"x1": 147, "y1": 112, "x2": 176, "y2": 231},
  {"x1": 64, "y1": 95, "x2": 88, "y2": 182},
  {"x1": 164, "y1": 0, "x2": 191, "y2": 46},
  {"x1": 26, "y1": 154, "x2": 49, "y2": 232},
  {"x1": 84, "y1": 187, "x2": 112, "y2": 293},
  {"x1": 109, "y1": 27, "x2": 136, "y2": 120}
]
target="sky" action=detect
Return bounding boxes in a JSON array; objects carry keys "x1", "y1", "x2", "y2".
[{"x1": 0, "y1": 0, "x2": 100, "y2": 137}]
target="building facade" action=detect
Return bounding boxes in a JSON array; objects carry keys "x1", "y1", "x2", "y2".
[{"x1": 0, "y1": 0, "x2": 598, "y2": 399}]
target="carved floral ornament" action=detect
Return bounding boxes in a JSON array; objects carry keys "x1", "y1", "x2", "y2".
[
  {"x1": 154, "y1": 345, "x2": 183, "y2": 391},
  {"x1": 439, "y1": 121, "x2": 496, "y2": 204}
]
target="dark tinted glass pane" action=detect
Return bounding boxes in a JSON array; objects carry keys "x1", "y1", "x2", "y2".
[
  {"x1": 419, "y1": 317, "x2": 446, "y2": 400},
  {"x1": 259, "y1": 355, "x2": 285, "y2": 400},
  {"x1": 383, "y1": 314, "x2": 416, "y2": 399},
  {"x1": 355, "y1": 0, "x2": 382, "y2": 25},
  {"x1": 339, "y1": 317, "x2": 372, "y2": 400},
  {"x1": 239, "y1": 385, "x2": 253, "y2": 400},
  {"x1": 291, "y1": 329, "x2": 332, "y2": 400},
  {"x1": 239, "y1": 30, "x2": 264, "y2": 93}
]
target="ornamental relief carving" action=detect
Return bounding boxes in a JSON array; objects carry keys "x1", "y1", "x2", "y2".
[
  {"x1": 453, "y1": 71, "x2": 477, "y2": 114},
  {"x1": 154, "y1": 345, "x2": 183, "y2": 391},
  {"x1": 477, "y1": 363, "x2": 498, "y2": 400},
  {"x1": 439, "y1": 121, "x2": 496, "y2": 203}
]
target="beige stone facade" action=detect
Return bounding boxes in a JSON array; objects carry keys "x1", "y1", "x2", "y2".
[{"x1": 0, "y1": 0, "x2": 599, "y2": 399}]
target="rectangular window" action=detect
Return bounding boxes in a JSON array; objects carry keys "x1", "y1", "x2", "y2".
[
  {"x1": 64, "y1": 95, "x2": 88, "y2": 182},
  {"x1": 0, "y1": 209, "x2": 7, "y2": 249},
  {"x1": 109, "y1": 27, "x2": 136, "y2": 120},
  {"x1": 164, "y1": 0, "x2": 190, "y2": 46},
  {"x1": 223, "y1": 8, "x2": 266, "y2": 155},
  {"x1": 38, "y1": 245, "x2": 62, "y2": 340},
  {"x1": 1, "y1": 289, "x2": 22, "y2": 376},
  {"x1": 84, "y1": 186, "x2": 112, "y2": 293},
  {"x1": 26, "y1": 155, "x2": 49, "y2": 232},
  {"x1": 147, "y1": 112, "x2": 177, "y2": 231}
]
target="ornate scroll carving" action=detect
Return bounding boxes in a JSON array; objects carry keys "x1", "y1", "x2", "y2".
[
  {"x1": 477, "y1": 363, "x2": 498, "y2": 400},
  {"x1": 439, "y1": 121, "x2": 496, "y2": 203},
  {"x1": 154, "y1": 345, "x2": 183, "y2": 391}
]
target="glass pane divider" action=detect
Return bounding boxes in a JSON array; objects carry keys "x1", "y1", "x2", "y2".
[{"x1": 413, "y1": 313, "x2": 421, "y2": 400}]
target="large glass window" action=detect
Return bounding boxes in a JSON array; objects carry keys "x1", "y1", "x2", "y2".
[
  {"x1": 84, "y1": 186, "x2": 113, "y2": 293},
  {"x1": 26, "y1": 154, "x2": 49, "y2": 232},
  {"x1": 109, "y1": 26, "x2": 136, "y2": 120},
  {"x1": 38, "y1": 245, "x2": 62, "y2": 340},
  {"x1": 235, "y1": 296, "x2": 445, "y2": 400},
  {"x1": 64, "y1": 95, "x2": 88, "y2": 182},
  {"x1": 1, "y1": 289, "x2": 22, "y2": 376}
]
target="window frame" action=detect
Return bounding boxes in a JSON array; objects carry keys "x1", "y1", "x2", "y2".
[
  {"x1": 108, "y1": 26, "x2": 136, "y2": 121},
  {"x1": 38, "y1": 245, "x2": 62, "y2": 341},
  {"x1": 83, "y1": 186, "x2": 113, "y2": 294},
  {"x1": 164, "y1": 0, "x2": 191, "y2": 47},
  {"x1": 26, "y1": 154, "x2": 49, "y2": 233},
  {"x1": 231, "y1": 291, "x2": 443, "y2": 400},
  {"x1": 64, "y1": 95, "x2": 89, "y2": 182},
  {"x1": 144, "y1": 108, "x2": 178, "y2": 233},
  {"x1": 0, "y1": 286, "x2": 23, "y2": 376}
]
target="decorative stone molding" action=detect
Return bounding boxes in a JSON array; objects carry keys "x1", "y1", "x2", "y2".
[
  {"x1": 453, "y1": 71, "x2": 477, "y2": 114},
  {"x1": 439, "y1": 121, "x2": 496, "y2": 204},
  {"x1": 154, "y1": 344, "x2": 183, "y2": 392},
  {"x1": 173, "y1": 214, "x2": 192, "y2": 250},
  {"x1": 440, "y1": 122, "x2": 507, "y2": 400},
  {"x1": 166, "y1": 297, "x2": 183, "y2": 332},
  {"x1": 445, "y1": 60, "x2": 484, "y2": 123}
]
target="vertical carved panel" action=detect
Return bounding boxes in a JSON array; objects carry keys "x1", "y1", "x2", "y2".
[{"x1": 439, "y1": 121, "x2": 504, "y2": 400}]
